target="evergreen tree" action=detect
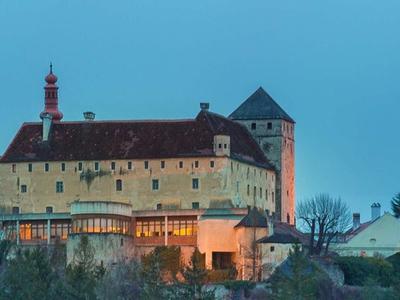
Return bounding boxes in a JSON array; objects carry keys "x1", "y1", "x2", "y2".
[
  {"x1": 141, "y1": 250, "x2": 166, "y2": 300},
  {"x1": 182, "y1": 247, "x2": 207, "y2": 298},
  {"x1": 391, "y1": 193, "x2": 400, "y2": 218}
]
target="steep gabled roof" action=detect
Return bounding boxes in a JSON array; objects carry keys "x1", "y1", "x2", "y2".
[
  {"x1": 229, "y1": 87, "x2": 295, "y2": 123},
  {"x1": 257, "y1": 222, "x2": 308, "y2": 245},
  {"x1": 0, "y1": 110, "x2": 272, "y2": 169},
  {"x1": 257, "y1": 233, "x2": 301, "y2": 244},
  {"x1": 235, "y1": 207, "x2": 269, "y2": 228}
]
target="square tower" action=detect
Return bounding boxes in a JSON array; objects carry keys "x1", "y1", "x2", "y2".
[{"x1": 230, "y1": 87, "x2": 295, "y2": 224}]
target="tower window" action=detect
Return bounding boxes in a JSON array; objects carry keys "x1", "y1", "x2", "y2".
[
  {"x1": 56, "y1": 181, "x2": 64, "y2": 193},
  {"x1": 45, "y1": 163, "x2": 49, "y2": 172},
  {"x1": 194, "y1": 161, "x2": 199, "y2": 168},
  {"x1": 11, "y1": 164, "x2": 16, "y2": 173},
  {"x1": 251, "y1": 123, "x2": 256, "y2": 130},
  {"x1": 218, "y1": 144, "x2": 222, "y2": 149},
  {"x1": 192, "y1": 178, "x2": 199, "y2": 190},
  {"x1": 179, "y1": 161, "x2": 183, "y2": 168},
  {"x1": 116, "y1": 179, "x2": 122, "y2": 191},
  {"x1": 161, "y1": 161, "x2": 165, "y2": 169},
  {"x1": 61, "y1": 163, "x2": 66, "y2": 172},
  {"x1": 127, "y1": 161, "x2": 132, "y2": 170},
  {"x1": 111, "y1": 162, "x2": 116, "y2": 171},
  {"x1": 152, "y1": 179, "x2": 159, "y2": 190},
  {"x1": 78, "y1": 162, "x2": 83, "y2": 172},
  {"x1": 28, "y1": 163, "x2": 33, "y2": 172},
  {"x1": 144, "y1": 161, "x2": 149, "y2": 170},
  {"x1": 210, "y1": 161, "x2": 215, "y2": 168},
  {"x1": 267, "y1": 122, "x2": 272, "y2": 130},
  {"x1": 21, "y1": 185, "x2": 27, "y2": 193}
]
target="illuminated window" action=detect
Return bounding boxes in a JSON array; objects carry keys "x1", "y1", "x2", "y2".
[
  {"x1": 56, "y1": 181, "x2": 64, "y2": 193},
  {"x1": 21, "y1": 185, "x2": 27, "y2": 193},
  {"x1": 116, "y1": 179, "x2": 123, "y2": 191},
  {"x1": 167, "y1": 217, "x2": 197, "y2": 237},
  {"x1": 152, "y1": 179, "x2": 159, "y2": 191},
  {"x1": 192, "y1": 178, "x2": 199, "y2": 190},
  {"x1": 135, "y1": 218, "x2": 164, "y2": 238}
]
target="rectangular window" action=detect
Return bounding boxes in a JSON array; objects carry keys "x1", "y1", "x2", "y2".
[
  {"x1": 78, "y1": 162, "x2": 83, "y2": 171},
  {"x1": 44, "y1": 163, "x2": 49, "y2": 172},
  {"x1": 156, "y1": 203, "x2": 162, "y2": 210},
  {"x1": 251, "y1": 122, "x2": 256, "y2": 130},
  {"x1": 267, "y1": 122, "x2": 272, "y2": 130},
  {"x1": 56, "y1": 181, "x2": 64, "y2": 193},
  {"x1": 194, "y1": 161, "x2": 199, "y2": 168},
  {"x1": 179, "y1": 161, "x2": 183, "y2": 169},
  {"x1": 260, "y1": 187, "x2": 262, "y2": 198},
  {"x1": 152, "y1": 179, "x2": 159, "y2": 191},
  {"x1": 247, "y1": 185, "x2": 250, "y2": 196},
  {"x1": 94, "y1": 162, "x2": 100, "y2": 171},
  {"x1": 12, "y1": 206, "x2": 20, "y2": 214},
  {"x1": 192, "y1": 178, "x2": 199, "y2": 190},
  {"x1": 116, "y1": 179, "x2": 122, "y2": 191},
  {"x1": 12, "y1": 164, "x2": 16, "y2": 173},
  {"x1": 265, "y1": 189, "x2": 268, "y2": 201},
  {"x1": 111, "y1": 162, "x2": 116, "y2": 171},
  {"x1": 61, "y1": 163, "x2": 66, "y2": 172},
  {"x1": 28, "y1": 163, "x2": 33, "y2": 172},
  {"x1": 21, "y1": 185, "x2": 27, "y2": 193},
  {"x1": 127, "y1": 161, "x2": 132, "y2": 170},
  {"x1": 46, "y1": 206, "x2": 53, "y2": 214},
  {"x1": 161, "y1": 161, "x2": 165, "y2": 169},
  {"x1": 210, "y1": 161, "x2": 215, "y2": 168},
  {"x1": 144, "y1": 161, "x2": 149, "y2": 169},
  {"x1": 192, "y1": 202, "x2": 199, "y2": 209}
]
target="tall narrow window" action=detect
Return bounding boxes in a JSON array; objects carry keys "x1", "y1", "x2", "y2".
[
  {"x1": 265, "y1": 189, "x2": 268, "y2": 201},
  {"x1": 251, "y1": 123, "x2": 256, "y2": 130},
  {"x1": 236, "y1": 181, "x2": 239, "y2": 193},
  {"x1": 28, "y1": 163, "x2": 33, "y2": 172},
  {"x1": 210, "y1": 161, "x2": 215, "y2": 168},
  {"x1": 78, "y1": 162, "x2": 83, "y2": 172},
  {"x1": 253, "y1": 186, "x2": 256, "y2": 201},
  {"x1": 192, "y1": 178, "x2": 199, "y2": 190},
  {"x1": 144, "y1": 161, "x2": 149, "y2": 170},
  {"x1": 161, "y1": 161, "x2": 165, "y2": 169},
  {"x1": 45, "y1": 163, "x2": 49, "y2": 172},
  {"x1": 260, "y1": 187, "x2": 262, "y2": 198},
  {"x1": 12, "y1": 164, "x2": 16, "y2": 173},
  {"x1": 152, "y1": 179, "x2": 159, "y2": 191},
  {"x1": 61, "y1": 163, "x2": 66, "y2": 172},
  {"x1": 179, "y1": 161, "x2": 183, "y2": 169},
  {"x1": 247, "y1": 185, "x2": 250, "y2": 196},
  {"x1": 21, "y1": 185, "x2": 27, "y2": 193},
  {"x1": 94, "y1": 162, "x2": 100, "y2": 172},
  {"x1": 194, "y1": 161, "x2": 199, "y2": 168},
  {"x1": 267, "y1": 122, "x2": 272, "y2": 130},
  {"x1": 127, "y1": 161, "x2": 132, "y2": 170},
  {"x1": 111, "y1": 162, "x2": 116, "y2": 171},
  {"x1": 56, "y1": 181, "x2": 64, "y2": 193},
  {"x1": 116, "y1": 179, "x2": 122, "y2": 191},
  {"x1": 272, "y1": 192, "x2": 275, "y2": 202}
]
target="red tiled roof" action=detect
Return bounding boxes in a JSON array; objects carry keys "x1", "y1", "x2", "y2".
[{"x1": 0, "y1": 110, "x2": 273, "y2": 168}]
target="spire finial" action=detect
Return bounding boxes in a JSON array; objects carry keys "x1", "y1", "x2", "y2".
[{"x1": 50, "y1": 62, "x2": 53, "y2": 74}]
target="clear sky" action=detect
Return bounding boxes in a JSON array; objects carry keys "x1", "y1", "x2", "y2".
[{"x1": 0, "y1": 1, "x2": 399, "y2": 221}]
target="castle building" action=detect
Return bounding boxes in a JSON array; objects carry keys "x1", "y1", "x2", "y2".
[{"x1": 0, "y1": 67, "x2": 296, "y2": 278}]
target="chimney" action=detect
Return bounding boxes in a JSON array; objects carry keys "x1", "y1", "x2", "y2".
[
  {"x1": 200, "y1": 102, "x2": 209, "y2": 111},
  {"x1": 83, "y1": 111, "x2": 96, "y2": 121},
  {"x1": 371, "y1": 203, "x2": 381, "y2": 221},
  {"x1": 353, "y1": 213, "x2": 360, "y2": 231},
  {"x1": 41, "y1": 113, "x2": 53, "y2": 142}
]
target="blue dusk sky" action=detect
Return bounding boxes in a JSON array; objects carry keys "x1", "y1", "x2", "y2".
[{"x1": 0, "y1": 1, "x2": 399, "y2": 221}]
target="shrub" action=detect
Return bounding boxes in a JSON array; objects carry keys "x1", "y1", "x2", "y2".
[{"x1": 206, "y1": 267, "x2": 237, "y2": 283}]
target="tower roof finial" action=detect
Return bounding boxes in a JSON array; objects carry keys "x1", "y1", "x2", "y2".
[{"x1": 50, "y1": 62, "x2": 53, "y2": 74}]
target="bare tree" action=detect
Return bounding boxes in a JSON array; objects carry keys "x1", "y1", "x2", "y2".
[{"x1": 296, "y1": 194, "x2": 351, "y2": 256}]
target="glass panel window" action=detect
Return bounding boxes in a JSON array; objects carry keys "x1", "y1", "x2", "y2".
[
  {"x1": 192, "y1": 202, "x2": 199, "y2": 209},
  {"x1": 78, "y1": 162, "x2": 83, "y2": 171},
  {"x1": 144, "y1": 161, "x2": 149, "y2": 169},
  {"x1": 21, "y1": 185, "x2": 27, "y2": 193},
  {"x1": 116, "y1": 179, "x2": 123, "y2": 191},
  {"x1": 44, "y1": 163, "x2": 49, "y2": 172},
  {"x1": 152, "y1": 179, "x2": 159, "y2": 191},
  {"x1": 12, "y1": 164, "x2": 16, "y2": 173},
  {"x1": 61, "y1": 163, "x2": 66, "y2": 172},
  {"x1": 111, "y1": 162, "x2": 116, "y2": 171},
  {"x1": 46, "y1": 206, "x2": 53, "y2": 213},
  {"x1": 192, "y1": 178, "x2": 199, "y2": 190},
  {"x1": 56, "y1": 181, "x2": 64, "y2": 193},
  {"x1": 94, "y1": 162, "x2": 100, "y2": 171},
  {"x1": 28, "y1": 163, "x2": 33, "y2": 172},
  {"x1": 127, "y1": 161, "x2": 132, "y2": 170}
]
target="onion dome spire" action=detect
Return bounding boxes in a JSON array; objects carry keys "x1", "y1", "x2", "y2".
[{"x1": 40, "y1": 63, "x2": 63, "y2": 121}]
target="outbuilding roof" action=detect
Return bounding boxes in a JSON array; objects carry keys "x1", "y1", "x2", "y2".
[
  {"x1": 235, "y1": 207, "x2": 269, "y2": 228},
  {"x1": 0, "y1": 110, "x2": 272, "y2": 169}
]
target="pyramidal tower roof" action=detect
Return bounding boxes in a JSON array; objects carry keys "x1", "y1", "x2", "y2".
[{"x1": 229, "y1": 87, "x2": 294, "y2": 123}]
